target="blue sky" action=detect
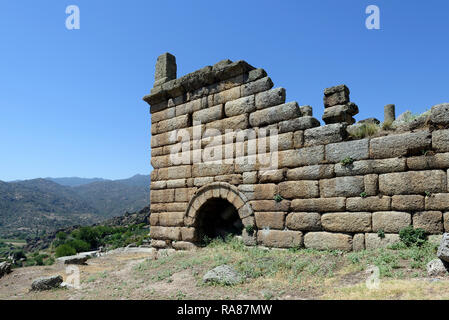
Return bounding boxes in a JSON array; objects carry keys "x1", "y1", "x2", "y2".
[{"x1": 1, "y1": 0, "x2": 448, "y2": 181}]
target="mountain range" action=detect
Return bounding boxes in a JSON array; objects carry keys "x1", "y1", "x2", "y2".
[{"x1": 0, "y1": 174, "x2": 150, "y2": 238}]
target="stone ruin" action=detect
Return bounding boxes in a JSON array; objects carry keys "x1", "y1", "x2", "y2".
[{"x1": 143, "y1": 52, "x2": 449, "y2": 251}]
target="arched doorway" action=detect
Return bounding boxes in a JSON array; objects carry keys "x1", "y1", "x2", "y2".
[{"x1": 184, "y1": 182, "x2": 255, "y2": 245}]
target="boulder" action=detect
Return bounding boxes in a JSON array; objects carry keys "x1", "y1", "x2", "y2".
[
  {"x1": 427, "y1": 259, "x2": 449, "y2": 277},
  {"x1": 203, "y1": 265, "x2": 243, "y2": 285},
  {"x1": 437, "y1": 233, "x2": 449, "y2": 263},
  {"x1": 57, "y1": 254, "x2": 89, "y2": 265},
  {"x1": 31, "y1": 275, "x2": 63, "y2": 291},
  {"x1": 0, "y1": 261, "x2": 12, "y2": 278}
]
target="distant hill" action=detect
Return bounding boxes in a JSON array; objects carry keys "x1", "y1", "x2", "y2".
[
  {"x1": 45, "y1": 177, "x2": 106, "y2": 187},
  {"x1": 0, "y1": 175, "x2": 150, "y2": 238}
]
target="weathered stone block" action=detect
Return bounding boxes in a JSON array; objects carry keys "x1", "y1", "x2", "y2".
[
  {"x1": 255, "y1": 212, "x2": 285, "y2": 230},
  {"x1": 433, "y1": 129, "x2": 449, "y2": 152},
  {"x1": 224, "y1": 95, "x2": 256, "y2": 117},
  {"x1": 372, "y1": 211, "x2": 411, "y2": 233},
  {"x1": 425, "y1": 193, "x2": 449, "y2": 211},
  {"x1": 172, "y1": 241, "x2": 197, "y2": 251},
  {"x1": 445, "y1": 213, "x2": 449, "y2": 232},
  {"x1": 319, "y1": 176, "x2": 365, "y2": 198},
  {"x1": 286, "y1": 212, "x2": 322, "y2": 231},
  {"x1": 364, "y1": 174, "x2": 379, "y2": 196},
  {"x1": 371, "y1": 158, "x2": 407, "y2": 174},
  {"x1": 175, "y1": 188, "x2": 197, "y2": 202},
  {"x1": 158, "y1": 212, "x2": 185, "y2": 227},
  {"x1": 346, "y1": 196, "x2": 390, "y2": 212},
  {"x1": 152, "y1": 107, "x2": 176, "y2": 124},
  {"x1": 214, "y1": 174, "x2": 242, "y2": 185},
  {"x1": 278, "y1": 117, "x2": 320, "y2": 134},
  {"x1": 213, "y1": 86, "x2": 240, "y2": 105},
  {"x1": 293, "y1": 131, "x2": 304, "y2": 148},
  {"x1": 323, "y1": 85, "x2": 350, "y2": 108},
  {"x1": 258, "y1": 169, "x2": 285, "y2": 183},
  {"x1": 353, "y1": 234, "x2": 365, "y2": 252},
  {"x1": 407, "y1": 153, "x2": 449, "y2": 170},
  {"x1": 322, "y1": 103, "x2": 358, "y2": 125},
  {"x1": 253, "y1": 184, "x2": 278, "y2": 200},
  {"x1": 255, "y1": 87, "x2": 286, "y2": 110},
  {"x1": 291, "y1": 198, "x2": 346, "y2": 212},
  {"x1": 152, "y1": 114, "x2": 190, "y2": 135},
  {"x1": 430, "y1": 103, "x2": 449, "y2": 125},
  {"x1": 379, "y1": 170, "x2": 447, "y2": 195},
  {"x1": 249, "y1": 200, "x2": 290, "y2": 212},
  {"x1": 369, "y1": 131, "x2": 431, "y2": 159},
  {"x1": 150, "y1": 189, "x2": 175, "y2": 203},
  {"x1": 158, "y1": 165, "x2": 192, "y2": 180},
  {"x1": 241, "y1": 77, "x2": 273, "y2": 97},
  {"x1": 392, "y1": 195, "x2": 425, "y2": 211},
  {"x1": 304, "y1": 123, "x2": 347, "y2": 147},
  {"x1": 413, "y1": 211, "x2": 443, "y2": 234},
  {"x1": 166, "y1": 179, "x2": 187, "y2": 188},
  {"x1": 150, "y1": 226, "x2": 181, "y2": 241},
  {"x1": 206, "y1": 114, "x2": 249, "y2": 133},
  {"x1": 325, "y1": 139, "x2": 369, "y2": 163},
  {"x1": 249, "y1": 102, "x2": 301, "y2": 128},
  {"x1": 151, "y1": 203, "x2": 188, "y2": 213},
  {"x1": 192, "y1": 163, "x2": 234, "y2": 177},
  {"x1": 278, "y1": 181, "x2": 319, "y2": 199},
  {"x1": 192, "y1": 104, "x2": 223, "y2": 124},
  {"x1": 257, "y1": 230, "x2": 303, "y2": 248},
  {"x1": 321, "y1": 212, "x2": 372, "y2": 233},
  {"x1": 175, "y1": 99, "x2": 202, "y2": 116},
  {"x1": 242, "y1": 171, "x2": 258, "y2": 184},
  {"x1": 304, "y1": 232, "x2": 352, "y2": 251},
  {"x1": 278, "y1": 146, "x2": 325, "y2": 168},
  {"x1": 287, "y1": 165, "x2": 334, "y2": 180},
  {"x1": 365, "y1": 233, "x2": 400, "y2": 250}
]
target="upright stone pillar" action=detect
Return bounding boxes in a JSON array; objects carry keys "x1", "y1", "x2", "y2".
[
  {"x1": 384, "y1": 104, "x2": 396, "y2": 124},
  {"x1": 154, "y1": 52, "x2": 177, "y2": 87}
]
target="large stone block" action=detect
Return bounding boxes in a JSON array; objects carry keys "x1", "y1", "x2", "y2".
[
  {"x1": 151, "y1": 203, "x2": 188, "y2": 213},
  {"x1": 286, "y1": 212, "x2": 322, "y2": 231},
  {"x1": 175, "y1": 98, "x2": 202, "y2": 116},
  {"x1": 152, "y1": 107, "x2": 176, "y2": 124},
  {"x1": 175, "y1": 188, "x2": 197, "y2": 202},
  {"x1": 430, "y1": 103, "x2": 449, "y2": 125},
  {"x1": 249, "y1": 200, "x2": 290, "y2": 212},
  {"x1": 433, "y1": 129, "x2": 449, "y2": 152},
  {"x1": 278, "y1": 117, "x2": 320, "y2": 134},
  {"x1": 304, "y1": 232, "x2": 352, "y2": 251},
  {"x1": 372, "y1": 211, "x2": 411, "y2": 233},
  {"x1": 365, "y1": 233, "x2": 400, "y2": 250},
  {"x1": 152, "y1": 114, "x2": 190, "y2": 135},
  {"x1": 291, "y1": 198, "x2": 346, "y2": 212},
  {"x1": 321, "y1": 212, "x2": 372, "y2": 233},
  {"x1": 255, "y1": 87, "x2": 286, "y2": 110},
  {"x1": 241, "y1": 77, "x2": 274, "y2": 97},
  {"x1": 364, "y1": 174, "x2": 379, "y2": 196},
  {"x1": 224, "y1": 95, "x2": 256, "y2": 117},
  {"x1": 205, "y1": 114, "x2": 249, "y2": 133},
  {"x1": 193, "y1": 104, "x2": 223, "y2": 124},
  {"x1": 255, "y1": 212, "x2": 285, "y2": 230},
  {"x1": 304, "y1": 123, "x2": 347, "y2": 147},
  {"x1": 258, "y1": 169, "x2": 285, "y2": 183},
  {"x1": 369, "y1": 131, "x2": 431, "y2": 159},
  {"x1": 407, "y1": 153, "x2": 449, "y2": 170},
  {"x1": 150, "y1": 189, "x2": 175, "y2": 203},
  {"x1": 353, "y1": 234, "x2": 365, "y2": 252},
  {"x1": 251, "y1": 184, "x2": 278, "y2": 200},
  {"x1": 445, "y1": 213, "x2": 449, "y2": 232},
  {"x1": 346, "y1": 196, "x2": 390, "y2": 212},
  {"x1": 319, "y1": 176, "x2": 365, "y2": 198},
  {"x1": 413, "y1": 211, "x2": 443, "y2": 234},
  {"x1": 322, "y1": 103, "x2": 358, "y2": 125},
  {"x1": 158, "y1": 212, "x2": 185, "y2": 227},
  {"x1": 213, "y1": 86, "x2": 240, "y2": 105},
  {"x1": 150, "y1": 226, "x2": 181, "y2": 241},
  {"x1": 278, "y1": 146, "x2": 325, "y2": 168},
  {"x1": 278, "y1": 181, "x2": 320, "y2": 199},
  {"x1": 249, "y1": 102, "x2": 301, "y2": 127},
  {"x1": 325, "y1": 139, "x2": 369, "y2": 163},
  {"x1": 437, "y1": 233, "x2": 449, "y2": 263},
  {"x1": 192, "y1": 163, "x2": 234, "y2": 177},
  {"x1": 242, "y1": 171, "x2": 258, "y2": 184},
  {"x1": 287, "y1": 165, "x2": 334, "y2": 180},
  {"x1": 257, "y1": 230, "x2": 303, "y2": 248},
  {"x1": 214, "y1": 174, "x2": 242, "y2": 185},
  {"x1": 323, "y1": 84, "x2": 350, "y2": 108},
  {"x1": 425, "y1": 193, "x2": 449, "y2": 211},
  {"x1": 392, "y1": 195, "x2": 425, "y2": 211},
  {"x1": 379, "y1": 170, "x2": 447, "y2": 195}
]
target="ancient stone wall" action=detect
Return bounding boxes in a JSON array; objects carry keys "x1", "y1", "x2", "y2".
[{"x1": 143, "y1": 52, "x2": 449, "y2": 251}]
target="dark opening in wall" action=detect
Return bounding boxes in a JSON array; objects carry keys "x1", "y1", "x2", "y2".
[{"x1": 196, "y1": 198, "x2": 243, "y2": 243}]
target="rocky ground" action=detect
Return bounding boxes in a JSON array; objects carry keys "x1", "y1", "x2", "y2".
[{"x1": 1, "y1": 238, "x2": 449, "y2": 300}]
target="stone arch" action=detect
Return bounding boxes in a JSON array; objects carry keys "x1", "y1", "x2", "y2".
[{"x1": 184, "y1": 182, "x2": 256, "y2": 243}]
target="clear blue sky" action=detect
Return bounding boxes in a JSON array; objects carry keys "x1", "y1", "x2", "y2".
[{"x1": 1, "y1": 0, "x2": 448, "y2": 181}]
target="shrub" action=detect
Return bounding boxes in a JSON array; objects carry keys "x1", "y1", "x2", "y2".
[
  {"x1": 273, "y1": 194, "x2": 283, "y2": 203},
  {"x1": 399, "y1": 226, "x2": 427, "y2": 247},
  {"x1": 377, "y1": 229, "x2": 385, "y2": 239},
  {"x1": 360, "y1": 192, "x2": 367, "y2": 198},
  {"x1": 66, "y1": 239, "x2": 91, "y2": 253},
  {"x1": 340, "y1": 157, "x2": 355, "y2": 166},
  {"x1": 56, "y1": 231, "x2": 68, "y2": 240},
  {"x1": 55, "y1": 244, "x2": 76, "y2": 258},
  {"x1": 245, "y1": 225, "x2": 255, "y2": 236}
]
